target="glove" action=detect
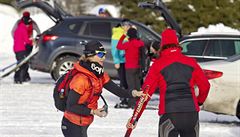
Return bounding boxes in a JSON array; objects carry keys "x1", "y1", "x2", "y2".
[
  {"x1": 25, "y1": 44, "x2": 33, "y2": 55},
  {"x1": 132, "y1": 90, "x2": 144, "y2": 97},
  {"x1": 91, "y1": 107, "x2": 108, "y2": 117}
]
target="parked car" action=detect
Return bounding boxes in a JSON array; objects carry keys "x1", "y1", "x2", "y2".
[
  {"x1": 180, "y1": 33, "x2": 240, "y2": 62},
  {"x1": 199, "y1": 55, "x2": 240, "y2": 119},
  {"x1": 17, "y1": 1, "x2": 162, "y2": 80},
  {"x1": 137, "y1": 0, "x2": 240, "y2": 119}
]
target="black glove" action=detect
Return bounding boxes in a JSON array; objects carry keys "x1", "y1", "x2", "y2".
[{"x1": 25, "y1": 44, "x2": 33, "y2": 55}]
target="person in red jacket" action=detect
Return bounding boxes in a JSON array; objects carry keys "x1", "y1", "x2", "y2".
[
  {"x1": 117, "y1": 27, "x2": 145, "y2": 108},
  {"x1": 127, "y1": 28, "x2": 210, "y2": 137}
]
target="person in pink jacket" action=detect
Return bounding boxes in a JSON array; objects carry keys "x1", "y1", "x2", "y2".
[{"x1": 13, "y1": 16, "x2": 32, "y2": 84}]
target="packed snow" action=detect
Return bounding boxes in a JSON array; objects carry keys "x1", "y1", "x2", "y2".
[{"x1": 0, "y1": 3, "x2": 239, "y2": 137}]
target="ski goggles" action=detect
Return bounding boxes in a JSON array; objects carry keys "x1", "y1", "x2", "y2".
[{"x1": 95, "y1": 50, "x2": 107, "y2": 58}]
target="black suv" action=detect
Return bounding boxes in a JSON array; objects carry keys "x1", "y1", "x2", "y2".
[{"x1": 18, "y1": 1, "x2": 168, "y2": 80}]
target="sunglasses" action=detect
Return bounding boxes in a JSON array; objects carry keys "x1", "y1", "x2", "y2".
[{"x1": 95, "y1": 50, "x2": 107, "y2": 58}]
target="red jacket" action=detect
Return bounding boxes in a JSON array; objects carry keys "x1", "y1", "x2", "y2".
[
  {"x1": 142, "y1": 47, "x2": 210, "y2": 115},
  {"x1": 117, "y1": 34, "x2": 144, "y2": 69}
]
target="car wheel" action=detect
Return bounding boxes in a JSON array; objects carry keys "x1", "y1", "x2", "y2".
[
  {"x1": 52, "y1": 56, "x2": 78, "y2": 80},
  {"x1": 237, "y1": 101, "x2": 240, "y2": 119}
]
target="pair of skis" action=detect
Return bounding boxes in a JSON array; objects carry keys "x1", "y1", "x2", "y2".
[
  {"x1": 0, "y1": 45, "x2": 39, "y2": 79},
  {"x1": 124, "y1": 86, "x2": 151, "y2": 137}
]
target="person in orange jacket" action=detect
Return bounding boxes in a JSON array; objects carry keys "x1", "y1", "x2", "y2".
[
  {"x1": 127, "y1": 29, "x2": 210, "y2": 137},
  {"x1": 61, "y1": 40, "x2": 143, "y2": 137}
]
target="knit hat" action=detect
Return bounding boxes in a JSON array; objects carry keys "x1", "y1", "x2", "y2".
[
  {"x1": 121, "y1": 19, "x2": 131, "y2": 27},
  {"x1": 84, "y1": 41, "x2": 105, "y2": 57},
  {"x1": 98, "y1": 8, "x2": 106, "y2": 14},
  {"x1": 127, "y1": 28, "x2": 138, "y2": 39},
  {"x1": 151, "y1": 41, "x2": 160, "y2": 51},
  {"x1": 23, "y1": 11, "x2": 30, "y2": 17},
  {"x1": 160, "y1": 28, "x2": 179, "y2": 47}
]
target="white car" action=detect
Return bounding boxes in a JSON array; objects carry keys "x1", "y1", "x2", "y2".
[{"x1": 199, "y1": 55, "x2": 240, "y2": 119}]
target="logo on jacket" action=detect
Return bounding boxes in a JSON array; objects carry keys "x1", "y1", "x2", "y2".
[{"x1": 91, "y1": 63, "x2": 104, "y2": 74}]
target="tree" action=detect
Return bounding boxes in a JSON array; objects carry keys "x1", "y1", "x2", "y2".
[
  {"x1": 104, "y1": 0, "x2": 167, "y2": 33},
  {"x1": 104, "y1": 0, "x2": 240, "y2": 34},
  {"x1": 0, "y1": 0, "x2": 13, "y2": 5},
  {"x1": 168, "y1": 0, "x2": 240, "y2": 34}
]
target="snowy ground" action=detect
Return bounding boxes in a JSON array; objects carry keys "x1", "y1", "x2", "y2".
[
  {"x1": 0, "y1": 70, "x2": 240, "y2": 137},
  {"x1": 0, "y1": 3, "x2": 239, "y2": 137},
  {"x1": 0, "y1": 54, "x2": 239, "y2": 137}
]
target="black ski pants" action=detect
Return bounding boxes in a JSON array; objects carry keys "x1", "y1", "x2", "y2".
[
  {"x1": 126, "y1": 68, "x2": 141, "y2": 107},
  {"x1": 117, "y1": 63, "x2": 128, "y2": 103},
  {"x1": 117, "y1": 63, "x2": 128, "y2": 89},
  {"x1": 158, "y1": 112, "x2": 199, "y2": 137},
  {"x1": 62, "y1": 117, "x2": 89, "y2": 137},
  {"x1": 14, "y1": 50, "x2": 29, "y2": 82}
]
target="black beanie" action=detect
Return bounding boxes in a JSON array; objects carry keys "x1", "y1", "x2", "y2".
[
  {"x1": 151, "y1": 41, "x2": 160, "y2": 51},
  {"x1": 84, "y1": 41, "x2": 105, "y2": 57},
  {"x1": 22, "y1": 16, "x2": 31, "y2": 25},
  {"x1": 127, "y1": 28, "x2": 138, "y2": 39}
]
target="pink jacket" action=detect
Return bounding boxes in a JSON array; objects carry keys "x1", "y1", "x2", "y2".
[{"x1": 13, "y1": 22, "x2": 32, "y2": 53}]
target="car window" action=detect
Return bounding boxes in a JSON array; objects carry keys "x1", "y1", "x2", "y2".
[
  {"x1": 83, "y1": 22, "x2": 111, "y2": 39},
  {"x1": 68, "y1": 22, "x2": 83, "y2": 34},
  {"x1": 234, "y1": 40, "x2": 240, "y2": 55},
  {"x1": 204, "y1": 40, "x2": 221, "y2": 56},
  {"x1": 181, "y1": 40, "x2": 207, "y2": 56},
  {"x1": 220, "y1": 40, "x2": 236, "y2": 57},
  {"x1": 137, "y1": 27, "x2": 159, "y2": 42}
]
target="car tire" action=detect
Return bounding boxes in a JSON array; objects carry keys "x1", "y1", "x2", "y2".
[
  {"x1": 237, "y1": 101, "x2": 240, "y2": 120},
  {"x1": 52, "y1": 56, "x2": 78, "y2": 80}
]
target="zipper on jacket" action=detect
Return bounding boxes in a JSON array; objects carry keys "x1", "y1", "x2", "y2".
[{"x1": 80, "y1": 116, "x2": 82, "y2": 124}]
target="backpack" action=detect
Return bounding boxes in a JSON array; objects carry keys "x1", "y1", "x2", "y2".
[
  {"x1": 53, "y1": 69, "x2": 108, "y2": 112},
  {"x1": 53, "y1": 69, "x2": 79, "y2": 112}
]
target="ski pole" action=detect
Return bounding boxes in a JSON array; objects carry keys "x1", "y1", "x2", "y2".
[
  {"x1": 0, "y1": 62, "x2": 19, "y2": 72},
  {"x1": 124, "y1": 86, "x2": 150, "y2": 137}
]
